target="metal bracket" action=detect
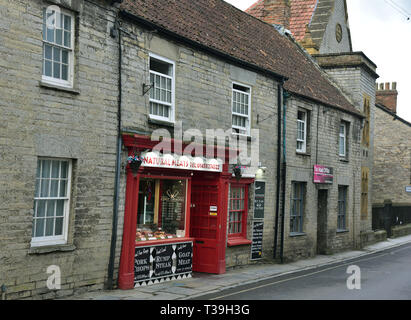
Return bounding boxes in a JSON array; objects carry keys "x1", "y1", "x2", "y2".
[{"x1": 142, "y1": 83, "x2": 154, "y2": 96}]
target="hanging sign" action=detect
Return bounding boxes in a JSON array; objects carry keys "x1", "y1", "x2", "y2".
[
  {"x1": 250, "y1": 221, "x2": 264, "y2": 260},
  {"x1": 254, "y1": 181, "x2": 266, "y2": 219},
  {"x1": 140, "y1": 151, "x2": 223, "y2": 172},
  {"x1": 314, "y1": 165, "x2": 334, "y2": 184}
]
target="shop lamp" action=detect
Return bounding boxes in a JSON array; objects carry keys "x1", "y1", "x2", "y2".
[{"x1": 233, "y1": 165, "x2": 242, "y2": 181}]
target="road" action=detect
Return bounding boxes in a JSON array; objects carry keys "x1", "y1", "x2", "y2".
[{"x1": 194, "y1": 243, "x2": 411, "y2": 300}]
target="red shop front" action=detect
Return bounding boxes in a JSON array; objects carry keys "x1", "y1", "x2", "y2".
[{"x1": 118, "y1": 133, "x2": 246, "y2": 289}]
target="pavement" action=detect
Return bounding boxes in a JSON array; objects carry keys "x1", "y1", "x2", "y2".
[{"x1": 64, "y1": 234, "x2": 411, "y2": 300}]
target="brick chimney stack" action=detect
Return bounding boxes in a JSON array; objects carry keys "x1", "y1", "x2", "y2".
[
  {"x1": 376, "y1": 82, "x2": 398, "y2": 114},
  {"x1": 263, "y1": 0, "x2": 291, "y2": 30}
]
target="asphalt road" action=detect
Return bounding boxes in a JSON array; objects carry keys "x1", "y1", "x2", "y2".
[{"x1": 194, "y1": 243, "x2": 411, "y2": 300}]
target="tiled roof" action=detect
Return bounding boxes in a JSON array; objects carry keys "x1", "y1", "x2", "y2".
[
  {"x1": 246, "y1": 0, "x2": 318, "y2": 41},
  {"x1": 120, "y1": 0, "x2": 360, "y2": 116}
]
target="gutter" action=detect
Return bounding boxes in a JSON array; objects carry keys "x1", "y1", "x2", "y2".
[{"x1": 106, "y1": 18, "x2": 122, "y2": 290}]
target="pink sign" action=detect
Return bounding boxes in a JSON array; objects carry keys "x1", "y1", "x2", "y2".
[{"x1": 314, "y1": 165, "x2": 334, "y2": 184}]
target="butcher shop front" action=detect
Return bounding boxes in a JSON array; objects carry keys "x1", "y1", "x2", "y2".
[{"x1": 118, "y1": 133, "x2": 251, "y2": 289}]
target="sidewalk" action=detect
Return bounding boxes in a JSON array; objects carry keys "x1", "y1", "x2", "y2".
[{"x1": 65, "y1": 235, "x2": 411, "y2": 300}]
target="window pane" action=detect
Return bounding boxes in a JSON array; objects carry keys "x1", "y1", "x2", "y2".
[
  {"x1": 40, "y1": 179, "x2": 50, "y2": 197},
  {"x1": 56, "y1": 28, "x2": 62, "y2": 45},
  {"x1": 36, "y1": 200, "x2": 46, "y2": 217},
  {"x1": 46, "y1": 200, "x2": 55, "y2": 217},
  {"x1": 41, "y1": 160, "x2": 50, "y2": 178},
  {"x1": 44, "y1": 60, "x2": 52, "y2": 77},
  {"x1": 53, "y1": 47, "x2": 61, "y2": 62},
  {"x1": 64, "y1": 15, "x2": 71, "y2": 31},
  {"x1": 59, "y1": 180, "x2": 67, "y2": 197},
  {"x1": 53, "y1": 62, "x2": 61, "y2": 78},
  {"x1": 62, "y1": 50, "x2": 68, "y2": 64},
  {"x1": 56, "y1": 200, "x2": 65, "y2": 217},
  {"x1": 50, "y1": 180, "x2": 59, "y2": 197},
  {"x1": 61, "y1": 161, "x2": 68, "y2": 178},
  {"x1": 64, "y1": 31, "x2": 71, "y2": 47},
  {"x1": 62, "y1": 64, "x2": 68, "y2": 81},
  {"x1": 47, "y1": 27, "x2": 54, "y2": 43},
  {"x1": 35, "y1": 218, "x2": 45, "y2": 237},
  {"x1": 45, "y1": 217, "x2": 54, "y2": 236},
  {"x1": 44, "y1": 44, "x2": 52, "y2": 60},
  {"x1": 55, "y1": 217, "x2": 64, "y2": 235}
]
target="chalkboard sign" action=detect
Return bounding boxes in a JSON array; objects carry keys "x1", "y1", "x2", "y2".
[
  {"x1": 134, "y1": 247, "x2": 151, "y2": 281},
  {"x1": 250, "y1": 221, "x2": 264, "y2": 260},
  {"x1": 175, "y1": 242, "x2": 193, "y2": 274},
  {"x1": 254, "y1": 181, "x2": 266, "y2": 219},
  {"x1": 153, "y1": 245, "x2": 173, "y2": 277}
]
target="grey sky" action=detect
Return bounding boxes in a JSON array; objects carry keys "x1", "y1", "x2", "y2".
[{"x1": 224, "y1": 0, "x2": 411, "y2": 122}]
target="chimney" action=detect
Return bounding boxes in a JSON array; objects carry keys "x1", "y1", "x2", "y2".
[
  {"x1": 262, "y1": 0, "x2": 291, "y2": 30},
  {"x1": 376, "y1": 82, "x2": 398, "y2": 113}
]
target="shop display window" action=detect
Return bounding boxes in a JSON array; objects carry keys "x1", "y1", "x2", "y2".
[{"x1": 137, "y1": 178, "x2": 187, "y2": 241}]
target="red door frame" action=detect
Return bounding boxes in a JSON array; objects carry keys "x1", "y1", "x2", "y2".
[{"x1": 118, "y1": 134, "x2": 236, "y2": 289}]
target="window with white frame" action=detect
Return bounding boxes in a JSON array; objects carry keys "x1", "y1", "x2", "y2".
[
  {"x1": 42, "y1": 7, "x2": 74, "y2": 87},
  {"x1": 296, "y1": 110, "x2": 307, "y2": 153},
  {"x1": 31, "y1": 158, "x2": 72, "y2": 247},
  {"x1": 149, "y1": 54, "x2": 175, "y2": 122},
  {"x1": 232, "y1": 83, "x2": 251, "y2": 136},
  {"x1": 339, "y1": 122, "x2": 347, "y2": 157}
]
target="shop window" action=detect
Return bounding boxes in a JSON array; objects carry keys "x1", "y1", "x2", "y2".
[
  {"x1": 290, "y1": 182, "x2": 305, "y2": 234},
  {"x1": 42, "y1": 6, "x2": 74, "y2": 88},
  {"x1": 228, "y1": 184, "x2": 249, "y2": 240},
  {"x1": 149, "y1": 53, "x2": 175, "y2": 122},
  {"x1": 232, "y1": 83, "x2": 251, "y2": 136},
  {"x1": 136, "y1": 178, "x2": 187, "y2": 241},
  {"x1": 31, "y1": 158, "x2": 72, "y2": 247}
]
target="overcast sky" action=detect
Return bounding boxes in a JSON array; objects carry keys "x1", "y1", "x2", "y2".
[{"x1": 224, "y1": 0, "x2": 411, "y2": 122}]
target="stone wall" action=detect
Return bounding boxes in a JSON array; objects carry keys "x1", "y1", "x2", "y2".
[
  {"x1": 0, "y1": 0, "x2": 119, "y2": 299},
  {"x1": 373, "y1": 106, "x2": 411, "y2": 205}
]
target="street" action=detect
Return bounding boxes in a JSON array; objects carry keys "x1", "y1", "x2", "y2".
[{"x1": 194, "y1": 243, "x2": 411, "y2": 300}]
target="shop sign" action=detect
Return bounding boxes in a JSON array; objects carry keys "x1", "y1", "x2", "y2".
[
  {"x1": 134, "y1": 242, "x2": 193, "y2": 287},
  {"x1": 314, "y1": 165, "x2": 334, "y2": 184},
  {"x1": 254, "y1": 181, "x2": 265, "y2": 219},
  {"x1": 140, "y1": 151, "x2": 223, "y2": 172},
  {"x1": 250, "y1": 221, "x2": 264, "y2": 260},
  {"x1": 406, "y1": 186, "x2": 411, "y2": 193}
]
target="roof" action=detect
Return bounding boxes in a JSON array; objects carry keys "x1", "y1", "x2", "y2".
[
  {"x1": 120, "y1": 0, "x2": 361, "y2": 116},
  {"x1": 375, "y1": 103, "x2": 411, "y2": 127},
  {"x1": 246, "y1": 0, "x2": 318, "y2": 41}
]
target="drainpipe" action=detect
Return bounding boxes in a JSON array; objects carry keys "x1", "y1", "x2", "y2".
[
  {"x1": 106, "y1": 18, "x2": 122, "y2": 290},
  {"x1": 279, "y1": 90, "x2": 290, "y2": 264},
  {"x1": 274, "y1": 81, "x2": 283, "y2": 259}
]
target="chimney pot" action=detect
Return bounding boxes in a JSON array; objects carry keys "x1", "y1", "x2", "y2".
[
  {"x1": 392, "y1": 82, "x2": 397, "y2": 90},
  {"x1": 385, "y1": 82, "x2": 390, "y2": 90}
]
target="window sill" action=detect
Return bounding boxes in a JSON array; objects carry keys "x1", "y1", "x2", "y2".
[
  {"x1": 339, "y1": 158, "x2": 349, "y2": 163},
  {"x1": 337, "y1": 229, "x2": 349, "y2": 234},
  {"x1": 227, "y1": 238, "x2": 252, "y2": 247},
  {"x1": 289, "y1": 232, "x2": 306, "y2": 237},
  {"x1": 39, "y1": 81, "x2": 80, "y2": 94},
  {"x1": 231, "y1": 133, "x2": 253, "y2": 142},
  {"x1": 296, "y1": 151, "x2": 310, "y2": 157},
  {"x1": 148, "y1": 116, "x2": 175, "y2": 127},
  {"x1": 28, "y1": 244, "x2": 76, "y2": 255}
]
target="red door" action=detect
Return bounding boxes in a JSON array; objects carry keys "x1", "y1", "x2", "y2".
[{"x1": 190, "y1": 177, "x2": 227, "y2": 274}]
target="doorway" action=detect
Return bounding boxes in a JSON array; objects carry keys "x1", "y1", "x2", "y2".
[{"x1": 317, "y1": 189, "x2": 328, "y2": 255}]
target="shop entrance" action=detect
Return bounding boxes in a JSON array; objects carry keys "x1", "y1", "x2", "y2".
[{"x1": 190, "y1": 177, "x2": 226, "y2": 274}]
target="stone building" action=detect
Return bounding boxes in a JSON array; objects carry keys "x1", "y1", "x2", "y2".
[
  {"x1": 1, "y1": 0, "x2": 375, "y2": 299},
  {"x1": 372, "y1": 82, "x2": 411, "y2": 232}
]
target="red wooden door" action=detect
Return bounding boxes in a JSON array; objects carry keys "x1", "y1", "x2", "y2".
[{"x1": 190, "y1": 178, "x2": 226, "y2": 274}]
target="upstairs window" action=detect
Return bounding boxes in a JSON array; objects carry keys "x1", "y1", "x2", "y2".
[
  {"x1": 232, "y1": 83, "x2": 251, "y2": 136},
  {"x1": 339, "y1": 122, "x2": 347, "y2": 157},
  {"x1": 296, "y1": 110, "x2": 307, "y2": 153},
  {"x1": 149, "y1": 54, "x2": 175, "y2": 122},
  {"x1": 42, "y1": 7, "x2": 74, "y2": 87}
]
